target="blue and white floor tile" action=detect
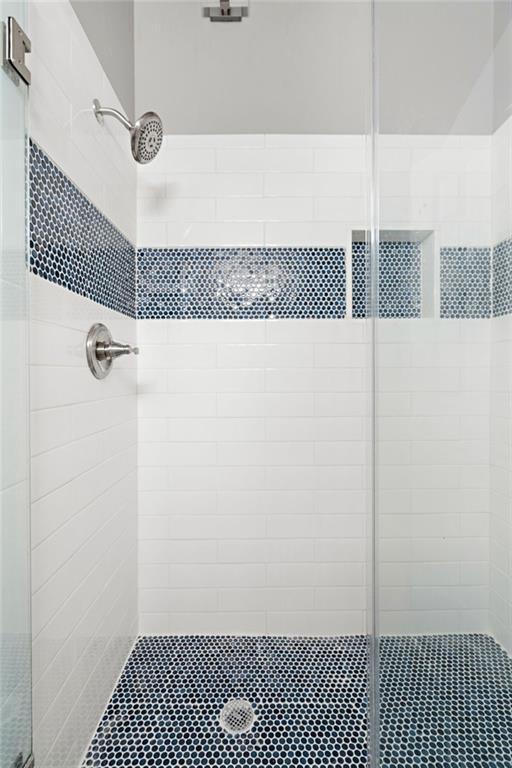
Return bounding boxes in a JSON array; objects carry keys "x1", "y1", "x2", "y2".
[{"x1": 83, "y1": 634, "x2": 512, "y2": 768}]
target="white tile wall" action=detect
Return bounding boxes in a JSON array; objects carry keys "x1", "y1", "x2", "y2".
[
  {"x1": 377, "y1": 319, "x2": 490, "y2": 635},
  {"x1": 137, "y1": 133, "x2": 492, "y2": 250},
  {"x1": 138, "y1": 319, "x2": 371, "y2": 635},
  {"x1": 489, "y1": 115, "x2": 512, "y2": 655},
  {"x1": 27, "y1": 2, "x2": 138, "y2": 766},
  {"x1": 30, "y1": 277, "x2": 138, "y2": 768},
  {"x1": 379, "y1": 135, "x2": 492, "y2": 246},
  {"x1": 137, "y1": 134, "x2": 365, "y2": 248},
  {"x1": 490, "y1": 315, "x2": 512, "y2": 654},
  {"x1": 492, "y1": 115, "x2": 512, "y2": 245},
  {"x1": 135, "y1": 131, "x2": 497, "y2": 641},
  {"x1": 29, "y1": 0, "x2": 136, "y2": 243},
  {"x1": 138, "y1": 316, "x2": 492, "y2": 638}
]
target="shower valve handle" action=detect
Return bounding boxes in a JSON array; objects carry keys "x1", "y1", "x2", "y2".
[
  {"x1": 86, "y1": 323, "x2": 139, "y2": 379},
  {"x1": 96, "y1": 340, "x2": 140, "y2": 361}
]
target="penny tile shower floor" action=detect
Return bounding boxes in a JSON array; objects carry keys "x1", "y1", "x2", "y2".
[{"x1": 83, "y1": 634, "x2": 512, "y2": 768}]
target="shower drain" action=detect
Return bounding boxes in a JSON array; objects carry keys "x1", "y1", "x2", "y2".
[{"x1": 219, "y1": 699, "x2": 256, "y2": 734}]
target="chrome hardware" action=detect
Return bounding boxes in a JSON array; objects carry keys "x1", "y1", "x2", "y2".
[
  {"x1": 202, "y1": 0, "x2": 248, "y2": 21},
  {"x1": 5, "y1": 17, "x2": 31, "y2": 85},
  {"x1": 86, "y1": 323, "x2": 139, "y2": 380},
  {"x1": 93, "y1": 99, "x2": 163, "y2": 164},
  {"x1": 93, "y1": 99, "x2": 132, "y2": 130}
]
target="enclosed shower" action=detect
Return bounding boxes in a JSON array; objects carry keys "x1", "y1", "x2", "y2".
[{"x1": 1, "y1": 1, "x2": 512, "y2": 767}]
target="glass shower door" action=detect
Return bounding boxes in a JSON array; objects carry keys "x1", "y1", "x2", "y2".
[
  {"x1": 372, "y1": 1, "x2": 512, "y2": 766},
  {"x1": 0, "y1": 3, "x2": 32, "y2": 768}
]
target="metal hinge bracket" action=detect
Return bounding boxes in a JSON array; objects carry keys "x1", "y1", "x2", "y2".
[{"x1": 5, "y1": 16, "x2": 31, "y2": 85}]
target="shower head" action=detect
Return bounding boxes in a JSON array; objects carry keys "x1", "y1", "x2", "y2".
[
  {"x1": 131, "y1": 112, "x2": 164, "y2": 164},
  {"x1": 93, "y1": 99, "x2": 163, "y2": 164}
]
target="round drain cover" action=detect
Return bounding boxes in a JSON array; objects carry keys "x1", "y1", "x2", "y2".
[{"x1": 219, "y1": 699, "x2": 255, "y2": 734}]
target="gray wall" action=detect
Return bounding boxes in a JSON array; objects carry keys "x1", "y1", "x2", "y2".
[
  {"x1": 378, "y1": 1, "x2": 494, "y2": 135},
  {"x1": 134, "y1": 0, "x2": 495, "y2": 135},
  {"x1": 493, "y1": 0, "x2": 512, "y2": 130},
  {"x1": 72, "y1": 0, "x2": 509, "y2": 136},
  {"x1": 71, "y1": 0, "x2": 135, "y2": 118},
  {"x1": 135, "y1": 1, "x2": 372, "y2": 135}
]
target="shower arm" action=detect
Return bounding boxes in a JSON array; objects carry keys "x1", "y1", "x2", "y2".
[{"x1": 93, "y1": 100, "x2": 133, "y2": 131}]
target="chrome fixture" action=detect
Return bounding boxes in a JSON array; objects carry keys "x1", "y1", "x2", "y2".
[
  {"x1": 203, "y1": 0, "x2": 248, "y2": 21},
  {"x1": 219, "y1": 699, "x2": 255, "y2": 734},
  {"x1": 4, "y1": 16, "x2": 31, "y2": 85},
  {"x1": 93, "y1": 99, "x2": 163, "y2": 164},
  {"x1": 86, "y1": 323, "x2": 139, "y2": 380}
]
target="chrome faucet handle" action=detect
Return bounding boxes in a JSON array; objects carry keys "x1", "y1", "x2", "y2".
[
  {"x1": 96, "y1": 340, "x2": 140, "y2": 361},
  {"x1": 86, "y1": 323, "x2": 139, "y2": 379}
]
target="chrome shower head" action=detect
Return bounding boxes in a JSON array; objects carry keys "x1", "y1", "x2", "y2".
[
  {"x1": 93, "y1": 99, "x2": 163, "y2": 164},
  {"x1": 131, "y1": 112, "x2": 163, "y2": 164}
]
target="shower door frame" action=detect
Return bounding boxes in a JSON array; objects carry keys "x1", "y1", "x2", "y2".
[{"x1": 0, "y1": 3, "x2": 32, "y2": 768}]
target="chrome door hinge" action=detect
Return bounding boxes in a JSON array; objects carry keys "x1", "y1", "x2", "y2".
[{"x1": 5, "y1": 16, "x2": 31, "y2": 85}]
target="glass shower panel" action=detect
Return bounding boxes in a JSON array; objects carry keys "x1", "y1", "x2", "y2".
[
  {"x1": 373, "y1": 1, "x2": 512, "y2": 765},
  {"x1": 0, "y1": 3, "x2": 32, "y2": 768}
]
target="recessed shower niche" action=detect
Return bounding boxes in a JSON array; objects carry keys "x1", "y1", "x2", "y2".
[{"x1": 351, "y1": 230, "x2": 435, "y2": 319}]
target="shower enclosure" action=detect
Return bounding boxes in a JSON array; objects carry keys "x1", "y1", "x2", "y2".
[{"x1": 2, "y1": 0, "x2": 512, "y2": 767}]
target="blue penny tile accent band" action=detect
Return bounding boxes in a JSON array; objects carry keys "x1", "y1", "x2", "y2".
[
  {"x1": 493, "y1": 237, "x2": 512, "y2": 317},
  {"x1": 29, "y1": 141, "x2": 136, "y2": 317},
  {"x1": 352, "y1": 241, "x2": 421, "y2": 319},
  {"x1": 83, "y1": 633, "x2": 512, "y2": 768},
  {"x1": 441, "y1": 246, "x2": 491, "y2": 319},
  {"x1": 136, "y1": 247, "x2": 346, "y2": 320},
  {"x1": 28, "y1": 138, "x2": 510, "y2": 325},
  {"x1": 378, "y1": 241, "x2": 421, "y2": 319},
  {"x1": 351, "y1": 241, "x2": 370, "y2": 319}
]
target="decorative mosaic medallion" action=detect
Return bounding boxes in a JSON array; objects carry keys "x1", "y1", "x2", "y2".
[{"x1": 136, "y1": 247, "x2": 346, "y2": 320}]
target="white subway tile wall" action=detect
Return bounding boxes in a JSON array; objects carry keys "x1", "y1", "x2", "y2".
[
  {"x1": 28, "y1": 2, "x2": 138, "y2": 767},
  {"x1": 490, "y1": 314, "x2": 512, "y2": 654},
  {"x1": 138, "y1": 317, "x2": 491, "y2": 638},
  {"x1": 492, "y1": 116, "x2": 512, "y2": 246},
  {"x1": 137, "y1": 134, "x2": 491, "y2": 250},
  {"x1": 29, "y1": 0, "x2": 136, "y2": 244},
  {"x1": 136, "y1": 132, "x2": 494, "y2": 640},
  {"x1": 377, "y1": 319, "x2": 490, "y2": 635},
  {"x1": 489, "y1": 114, "x2": 512, "y2": 655},
  {"x1": 30, "y1": 277, "x2": 137, "y2": 768},
  {"x1": 138, "y1": 319, "x2": 371, "y2": 635}
]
